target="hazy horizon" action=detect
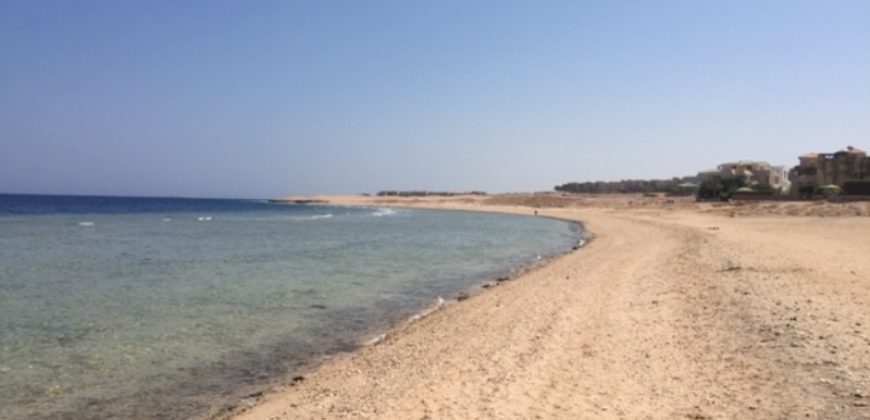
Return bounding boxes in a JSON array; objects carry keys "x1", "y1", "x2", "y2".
[{"x1": 2, "y1": 1, "x2": 869, "y2": 199}]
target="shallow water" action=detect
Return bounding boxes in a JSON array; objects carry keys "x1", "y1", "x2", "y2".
[{"x1": 0, "y1": 195, "x2": 579, "y2": 419}]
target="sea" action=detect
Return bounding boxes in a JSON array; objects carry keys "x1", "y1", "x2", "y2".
[{"x1": 0, "y1": 194, "x2": 581, "y2": 419}]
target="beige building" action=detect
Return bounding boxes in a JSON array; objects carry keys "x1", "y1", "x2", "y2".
[
  {"x1": 714, "y1": 160, "x2": 786, "y2": 191},
  {"x1": 790, "y1": 146, "x2": 869, "y2": 193}
]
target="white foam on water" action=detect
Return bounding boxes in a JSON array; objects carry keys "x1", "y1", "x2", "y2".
[
  {"x1": 371, "y1": 208, "x2": 397, "y2": 217},
  {"x1": 404, "y1": 296, "x2": 447, "y2": 327},
  {"x1": 293, "y1": 214, "x2": 333, "y2": 221},
  {"x1": 78, "y1": 221, "x2": 95, "y2": 227}
]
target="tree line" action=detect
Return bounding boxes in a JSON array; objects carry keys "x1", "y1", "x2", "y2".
[{"x1": 554, "y1": 178, "x2": 695, "y2": 194}]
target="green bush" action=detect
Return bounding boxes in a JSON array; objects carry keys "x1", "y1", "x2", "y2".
[
  {"x1": 751, "y1": 184, "x2": 777, "y2": 195},
  {"x1": 696, "y1": 175, "x2": 746, "y2": 201},
  {"x1": 817, "y1": 185, "x2": 841, "y2": 198},
  {"x1": 797, "y1": 184, "x2": 815, "y2": 199}
]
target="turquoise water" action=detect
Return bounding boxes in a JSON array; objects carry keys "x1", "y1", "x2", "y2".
[{"x1": 0, "y1": 195, "x2": 579, "y2": 419}]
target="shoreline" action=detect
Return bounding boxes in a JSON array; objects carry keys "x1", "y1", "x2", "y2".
[
  {"x1": 230, "y1": 194, "x2": 870, "y2": 419},
  {"x1": 305, "y1": 203, "x2": 592, "y2": 351},
  {"x1": 339, "y1": 205, "x2": 589, "y2": 349},
  {"x1": 208, "y1": 203, "x2": 586, "y2": 419},
  {"x1": 220, "y1": 198, "x2": 601, "y2": 420}
]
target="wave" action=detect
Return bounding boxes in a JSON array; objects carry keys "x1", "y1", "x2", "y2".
[
  {"x1": 371, "y1": 208, "x2": 397, "y2": 217},
  {"x1": 294, "y1": 214, "x2": 333, "y2": 221}
]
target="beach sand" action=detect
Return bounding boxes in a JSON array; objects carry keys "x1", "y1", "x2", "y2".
[{"x1": 228, "y1": 194, "x2": 870, "y2": 419}]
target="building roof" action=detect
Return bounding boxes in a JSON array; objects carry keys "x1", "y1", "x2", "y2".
[
  {"x1": 739, "y1": 160, "x2": 769, "y2": 166},
  {"x1": 719, "y1": 160, "x2": 770, "y2": 166}
]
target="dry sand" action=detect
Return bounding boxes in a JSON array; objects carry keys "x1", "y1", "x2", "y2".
[{"x1": 229, "y1": 194, "x2": 870, "y2": 420}]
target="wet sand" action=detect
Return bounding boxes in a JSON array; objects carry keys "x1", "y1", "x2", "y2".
[{"x1": 229, "y1": 194, "x2": 870, "y2": 419}]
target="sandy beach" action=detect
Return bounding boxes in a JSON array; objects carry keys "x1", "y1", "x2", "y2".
[{"x1": 229, "y1": 194, "x2": 870, "y2": 420}]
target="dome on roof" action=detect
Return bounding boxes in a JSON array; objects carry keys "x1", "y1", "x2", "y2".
[{"x1": 846, "y1": 145, "x2": 866, "y2": 155}]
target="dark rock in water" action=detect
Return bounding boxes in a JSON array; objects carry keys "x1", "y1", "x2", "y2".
[
  {"x1": 292, "y1": 376, "x2": 305, "y2": 383},
  {"x1": 482, "y1": 284, "x2": 491, "y2": 289},
  {"x1": 457, "y1": 294, "x2": 469, "y2": 301},
  {"x1": 309, "y1": 304, "x2": 327, "y2": 310},
  {"x1": 496, "y1": 276, "x2": 510, "y2": 282}
]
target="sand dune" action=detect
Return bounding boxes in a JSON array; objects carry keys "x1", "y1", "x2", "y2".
[{"x1": 229, "y1": 195, "x2": 870, "y2": 419}]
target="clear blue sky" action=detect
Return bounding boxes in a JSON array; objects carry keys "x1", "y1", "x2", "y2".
[{"x1": 1, "y1": 0, "x2": 869, "y2": 198}]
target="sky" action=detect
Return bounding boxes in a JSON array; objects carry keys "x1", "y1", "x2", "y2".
[{"x1": 1, "y1": 1, "x2": 869, "y2": 198}]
